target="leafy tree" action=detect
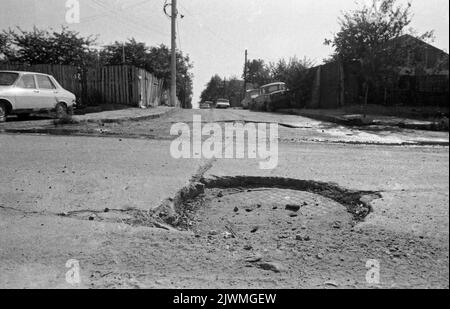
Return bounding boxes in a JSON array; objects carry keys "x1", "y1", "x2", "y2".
[
  {"x1": 269, "y1": 56, "x2": 315, "y2": 106},
  {"x1": 200, "y1": 75, "x2": 224, "y2": 102},
  {"x1": 226, "y1": 76, "x2": 245, "y2": 105},
  {"x1": 5, "y1": 26, "x2": 96, "y2": 66},
  {"x1": 100, "y1": 39, "x2": 149, "y2": 69},
  {"x1": 325, "y1": 0, "x2": 434, "y2": 109},
  {"x1": 200, "y1": 75, "x2": 245, "y2": 106},
  {"x1": 244, "y1": 59, "x2": 271, "y2": 87},
  {"x1": 0, "y1": 33, "x2": 11, "y2": 61}
]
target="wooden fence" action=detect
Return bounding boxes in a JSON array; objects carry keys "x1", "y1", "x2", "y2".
[
  {"x1": 137, "y1": 68, "x2": 165, "y2": 107},
  {"x1": 0, "y1": 63, "x2": 164, "y2": 107}
]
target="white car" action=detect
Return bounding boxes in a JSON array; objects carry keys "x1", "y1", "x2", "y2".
[
  {"x1": 216, "y1": 98, "x2": 231, "y2": 109},
  {"x1": 0, "y1": 71, "x2": 77, "y2": 122}
]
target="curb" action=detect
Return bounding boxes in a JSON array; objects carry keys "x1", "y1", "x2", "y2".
[
  {"x1": 278, "y1": 109, "x2": 358, "y2": 126},
  {"x1": 279, "y1": 109, "x2": 448, "y2": 132},
  {"x1": 78, "y1": 107, "x2": 178, "y2": 124}
]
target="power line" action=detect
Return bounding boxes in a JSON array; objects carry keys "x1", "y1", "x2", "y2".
[
  {"x1": 89, "y1": 0, "x2": 168, "y2": 38},
  {"x1": 88, "y1": 0, "x2": 150, "y2": 34},
  {"x1": 123, "y1": 0, "x2": 151, "y2": 11},
  {"x1": 81, "y1": 14, "x2": 105, "y2": 23},
  {"x1": 177, "y1": 2, "x2": 243, "y2": 53},
  {"x1": 82, "y1": 0, "x2": 152, "y2": 23}
]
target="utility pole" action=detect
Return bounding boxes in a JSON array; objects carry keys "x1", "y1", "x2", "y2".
[
  {"x1": 171, "y1": 0, "x2": 178, "y2": 107},
  {"x1": 122, "y1": 43, "x2": 126, "y2": 64},
  {"x1": 223, "y1": 77, "x2": 227, "y2": 98},
  {"x1": 243, "y1": 49, "x2": 248, "y2": 100}
]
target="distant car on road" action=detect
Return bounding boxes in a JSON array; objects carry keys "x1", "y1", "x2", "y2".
[
  {"x1": 215, "y1": 98, "x2": 231, "y2": 109},
  {"x1": 241, "y1": 89, "x2": 260, "y2": 109},
  {"x1": 199, "y1": 101, "x2": 212, "y2": 109},
  {"x1": 252, "y1": 82, "x2": 291, "y2": 112},
  {"x1": 0, "y1": 71, "x2": 76, "y2": 122}
]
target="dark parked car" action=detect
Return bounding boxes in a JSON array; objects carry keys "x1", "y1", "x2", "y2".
[{"x1": 251, "y1": 82, "x2": 291, "y2": 112}]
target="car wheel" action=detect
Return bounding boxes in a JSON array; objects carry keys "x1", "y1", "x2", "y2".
[
  {"x1": 55, "y1": 103, "x2": 69, "y2": 119},
  {"x1": 0, "y1": 103, "x2": 7, "y2": 123}
]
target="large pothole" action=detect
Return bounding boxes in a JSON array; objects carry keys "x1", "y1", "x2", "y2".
[
  {"x1": 192, "y1": 187, "x2": 355, "y2": 241},
  {"x1": 154, "y1": 176, "x2": 381, "y2": 231}
]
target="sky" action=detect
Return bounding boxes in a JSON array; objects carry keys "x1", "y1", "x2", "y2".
[{"x1": 1, "y1": 0, "x2": 449, "y2": 107}]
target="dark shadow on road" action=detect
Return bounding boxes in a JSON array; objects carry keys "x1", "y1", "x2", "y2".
[{"x1": 5, "y1": 115, "x2": 53, "y2": 122}]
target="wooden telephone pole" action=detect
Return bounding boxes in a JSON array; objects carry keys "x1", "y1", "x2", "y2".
[
  {"x1": 243, "y1": 49, "x2": 248, "y2": 99},
  {"x1": 170, "y1": 0, "x2": 178, "y2": 107},
  {"x1": 122, "y1": 43, "x2": 126, "y2": 64}
]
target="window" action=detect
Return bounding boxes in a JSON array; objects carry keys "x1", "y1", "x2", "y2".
[
  {"x1": 0, "y1": 72, "x2": 19, "y2": 86},
  {"x1": 264, "y1": 85, "x2": 281, "y2": 94},
  {"x1": 16, "y1": 74, "x2": 37, "y2": 89},
  {"x1": 36, "y1": 75, "x2": 56, "y2": 90}
]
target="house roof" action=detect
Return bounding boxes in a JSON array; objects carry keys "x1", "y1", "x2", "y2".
[{"x1": 391, "y1": 34, "x2": 449, "y2": 57}]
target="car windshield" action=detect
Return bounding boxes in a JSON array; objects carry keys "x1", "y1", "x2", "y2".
[
  {"x1": 262, "y1": 84, "x2": 285, "y2": 94},
  {"x1": 0, "y1": 72, "x2": 19, "y2": 86},
  {"x1": 217, "y1": 99, "x2": 229, "y2": 103}
]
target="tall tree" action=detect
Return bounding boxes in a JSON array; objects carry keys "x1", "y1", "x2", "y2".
[
  {"x1": 200, "y1": 75, "x2": 245, "y2": 106},
  {"x1": 269, "y1": 56, "x2": 315, "y2": 106},
  {"x1": 325, "y1": 0, "x2": 434, "y2": 109},
  {"x1": 226, "y1": 76, "x2": 245, "y2": 106},
  {"x1": 101, "y1": 39, "x2": 149, "y2": 69},
  {"x1": 200, "y1": 75, "x2": 224, "y2": 102},
  {"x1": 269, "y1": 57, "x2": 314, "y2": 88},
  {"x1": 244, "y1": 59, "x2": 272, "y2": 87}
]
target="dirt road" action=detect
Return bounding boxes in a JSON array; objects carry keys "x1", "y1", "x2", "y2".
[{"x1": 0, "y1": 109, "x2": 448, "y2": 288}]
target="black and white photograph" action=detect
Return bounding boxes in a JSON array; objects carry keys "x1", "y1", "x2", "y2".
[{"x1": 0, "y1": 0, "x2": 449, "y2": 293}]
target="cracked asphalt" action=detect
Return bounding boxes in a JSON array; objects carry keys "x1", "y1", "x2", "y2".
[{"x1": 0, "y1": 109, "x2": 448, "y2": 288}]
